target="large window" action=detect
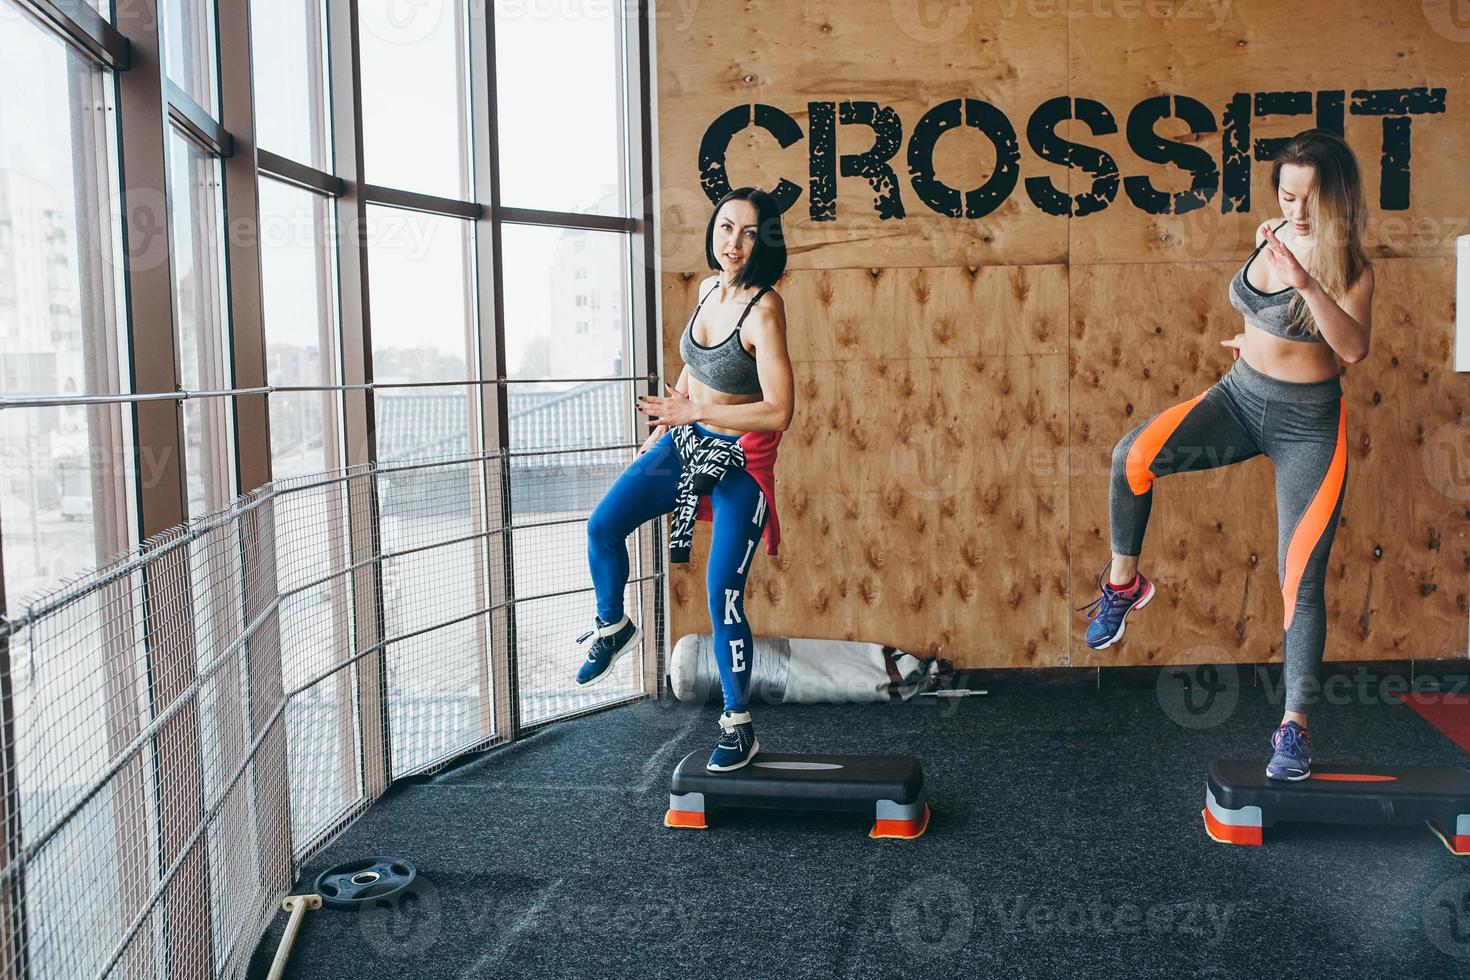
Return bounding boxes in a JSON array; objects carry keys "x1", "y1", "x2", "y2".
[
  {"x1": 250, "y1": 0, "x2": 330, "y2": 171},
  {"x1": 0, "y1": 7, "x2": 142, "y2": 980},
  {"x1": 252, "y1": 5, "x2": 345, "y2": 776},
  {"x1": 494, "y1": 1, "x2": 628, "y2": 217},
  {"x1": 502, "y1": 225, "x2": 639, "y2": 723},
  {"x1": 259, "y1": 177, "x2": 340, "y2": 477},
  {"x1": 162, "y1": 0, "x2": 219, "y2": 115},
  {"x1": 257, "y1": 174, "x2": 359, "y2": 842},
  {"x1": 502, "y1": 224, "x2": 630, "y2": 384},
  {"x1": 358, "y1": 0, "x2": 471, "y2": 199},
  {"x1": 491, "y1": 0, "x2": 648, "y2": 725},
  {"x1": 166, "y1": 127, "x2": 235, "y2": 517},
  {"x1": 252, "y1": 0, "x2": 334, "y2": 468},
  {"x1": 366, "y1": 206, "x2": 475, "y2": 389},
  {"x1": 2, "y1": 0, "x2": 657, "y2": 974},
  {"x1": 362, "y1": 203, "x2": 489, "y2": 773},
  {"x1": 0, "y1": 0, "x2": 133, "y2": 604}
]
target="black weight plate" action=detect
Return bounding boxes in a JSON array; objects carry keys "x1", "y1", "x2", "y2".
[{"x1": 312, "y1": 856, "x2": 418, "y2": 911}]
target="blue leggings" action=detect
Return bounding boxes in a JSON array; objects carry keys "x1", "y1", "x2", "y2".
[{"x1": 587, "y1": 422, "x2": 769, "y2": 712}]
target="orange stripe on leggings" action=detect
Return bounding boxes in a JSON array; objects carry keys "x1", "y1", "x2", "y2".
[
  {"x1": 1281, "y1": 399, "x2": 1347, "y2": 631},
  {"x1": 1125, "y1": 392, "x2": 1208, "y2": 495}
]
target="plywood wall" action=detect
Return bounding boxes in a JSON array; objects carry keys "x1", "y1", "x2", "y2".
[{"x1": 655, "y1": 0, "x2": 1470, "y2": 668}]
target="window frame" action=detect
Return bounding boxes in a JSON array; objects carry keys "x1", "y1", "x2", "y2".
[{"x1": 0, "y1": 2, "x2": 663, "y2": 974}]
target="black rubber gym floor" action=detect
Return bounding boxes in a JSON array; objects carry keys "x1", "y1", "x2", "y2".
[{"x1": 248, "y1": 670, "x2": 1470, "y2": 978}]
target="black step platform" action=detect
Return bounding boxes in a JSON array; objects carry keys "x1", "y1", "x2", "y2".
[
  {"x1": 665, "y1": 751, "x2": 929, "y2": 839},
  {"x1": 1203, "y1": 759, "x2": 1470, "y2": 854}
]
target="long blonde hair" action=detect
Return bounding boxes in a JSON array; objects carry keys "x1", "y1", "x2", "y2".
[{"x1": 1270, "y1": 129, "x2": 1370, "y2": 338}]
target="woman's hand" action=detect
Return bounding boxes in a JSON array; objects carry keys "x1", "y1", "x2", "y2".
[
  {"x1": 637, "y1": 384, "x2": 701, "y2": 427},
  {"x1": 1220, "y1": 332, "x2": 1245, "y2": 360},
  {"x1": 1261, "y1": 224, "x2": 1314, "y2": 291}
]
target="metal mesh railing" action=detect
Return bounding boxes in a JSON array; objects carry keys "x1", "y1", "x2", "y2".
[{"x1": 0, "y1": 446, "x2": 666, "y2": 978}]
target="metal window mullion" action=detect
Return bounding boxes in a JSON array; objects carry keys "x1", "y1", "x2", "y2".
[
  {"x1": 118, "y1": 5, "x2": 188, "y2": 537},
  {"x1": 454, "y1": 7, "x2": 495, "y2": 750},
  {"x1": 114, "y1": 1, "x2": 212, "y2": 976},
  {"x1": 164, "y1": 80, "x2": 233, "y2": 158},
  {"x1": 313, "y1": 188, "x2": 358, "y2": 807},
  {"x1": 218, "y1": 0, "x2": 268, "y2": 501},
  {"x1": 362, "y1": 183, "x2": 480, "y2": 220},
  {"x1": 327, "y1": 0, "x2": 392, "y2": 801},
  {"x1": 628, "y1": 0, "x2": 665, "y2": 698},
  {"x1": 12, "y1": 0, "x2": 129, "y2": 69},
  {"x1": 496, "y1": 204, "x2": 637, "y2": 233},
  {"x1": 215, "y1": 0, "x2": 294, "y2": 943},
  {"x1": 470, "y1": 2, "x2": 519, "y2": 743},
  {"x1": 257, "y1": 150, "x2": 344, "y2": 198}
]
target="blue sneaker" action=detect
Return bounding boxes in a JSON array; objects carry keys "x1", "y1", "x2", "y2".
[
  {"x1": 574, "y1": 613, "x2": 640, "y2": 687},
  {"x1": 706, "y1": 710, "x2": 759, "y2": 772},
  {"x1": 1266, "y1": 721, "x2": 1312, "y2": 781},
  {"x1": 1078, "y1": 562, "x2": 1155, "y2": 649}
]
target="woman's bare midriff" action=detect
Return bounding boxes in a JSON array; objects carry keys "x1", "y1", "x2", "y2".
[
  {"x1": 685, "y1": 376, "x2": 761, "y2": 436},
  {"x1": 1239, "y1": 321, "x2": 1344, "y2": 383}
]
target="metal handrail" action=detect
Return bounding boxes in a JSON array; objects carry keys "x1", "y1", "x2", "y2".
[{"x1": 0, "y1": 374, "x2": 661, "y2": 410}]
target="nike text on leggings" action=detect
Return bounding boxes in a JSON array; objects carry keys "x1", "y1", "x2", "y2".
[
  {"x1": 586, "y1": 425, "x2": 769, "y2": 712},
  {"x1": 1109, "y1": 357, "x2": 1347, "y2": 714}
]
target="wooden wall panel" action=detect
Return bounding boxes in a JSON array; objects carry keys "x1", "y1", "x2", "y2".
[
  {"x1": 1334, "y1": 257, "x2": 1470, "y2": 659},
  {"x1": 654, "y1": 0, "x2": 1069, "y2": 270},
  {"x1": 1064, "y1": 0, "x2": 1470, "y2": 265},
  {"x1": 655, "y1": 0, "x2": 1470, "y2": 668}
]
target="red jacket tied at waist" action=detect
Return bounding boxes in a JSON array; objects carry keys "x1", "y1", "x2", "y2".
[{"x1": 694, "y1": 428, "x2": 782, "y2": 557}]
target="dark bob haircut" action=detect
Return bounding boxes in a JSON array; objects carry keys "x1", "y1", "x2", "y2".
[{"x1": 704, "y1": 186, "x2": 787, "y2": 289}]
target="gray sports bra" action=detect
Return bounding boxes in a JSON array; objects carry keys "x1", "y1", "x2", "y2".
[
  {"x1": 1227, "y1": 220, "x2": 1324, "y2": 343},
  {"x1": 679, "y1": 283, "x2": 767, "y2": 395}
]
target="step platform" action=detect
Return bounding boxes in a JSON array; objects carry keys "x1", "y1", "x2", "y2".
[
  {"x1": 1203, "y1": 759, "x2": 1470, "y2": 855},
  {"x1": 664, "y1": 751, "x2": 929, "y2": 839}
]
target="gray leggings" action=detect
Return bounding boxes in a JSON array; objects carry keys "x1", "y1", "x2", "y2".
[{"x1": 1110, "y1": 356, "x2": 1348, "y2": 713}]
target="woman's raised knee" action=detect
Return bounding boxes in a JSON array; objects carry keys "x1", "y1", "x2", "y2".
[
  {"x1": 586, "y1": 501, "x2": 625, "y2": 547},
  {"x1": 1111, "y1": 427, "x2": 1142, "y2": 480}
]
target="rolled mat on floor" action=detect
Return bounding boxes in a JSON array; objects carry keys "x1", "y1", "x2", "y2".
[{"x1": 668, "y1": 633, "x2": 954, "y2": 704}]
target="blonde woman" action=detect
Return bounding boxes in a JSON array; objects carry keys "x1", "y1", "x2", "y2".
[{"x1": 1080, "y1": 129, "x2": 1376, "y2": 780}]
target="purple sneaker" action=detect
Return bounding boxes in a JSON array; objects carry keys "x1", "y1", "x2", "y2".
[
  {"x1": 1266, "y1": 721, "x2": 1312, "y2": 781},
  {"x1": 1078, "y1": 562, "x2": 1156, "y2": 650}
]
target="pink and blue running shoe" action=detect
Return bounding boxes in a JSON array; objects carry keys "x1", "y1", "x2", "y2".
[{"x1": 1078, "y1": 561, "x2": 1156, "y2": 650}]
